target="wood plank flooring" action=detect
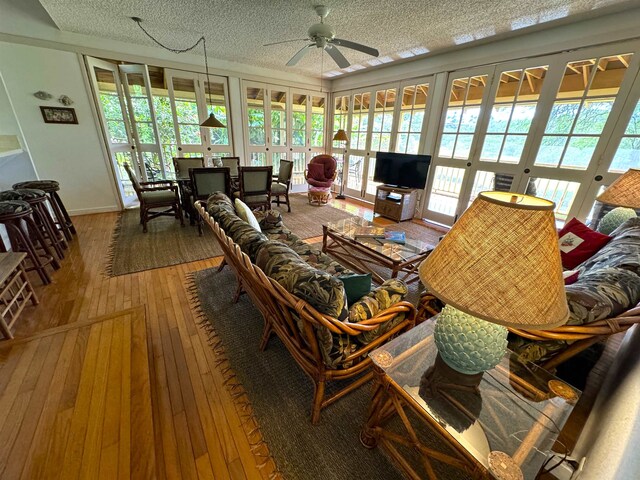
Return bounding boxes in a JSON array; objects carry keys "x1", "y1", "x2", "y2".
[
  {"x1": 0, "y1": 196, "x2": 618, "y2": 479},
  {"x1": 0, "y1": 307, "x2": 154, "y2": 479}
]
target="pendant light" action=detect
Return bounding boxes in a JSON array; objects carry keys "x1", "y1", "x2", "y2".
[{"x1": 132, "y1": 17, "x2": 225, "y2": 129}]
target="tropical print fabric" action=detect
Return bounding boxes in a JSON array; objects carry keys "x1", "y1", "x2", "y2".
[
  {"x1": 349, "y1": 279, "x2": 409, "y2": 345},
  {"x1": 509, "y1": 217, "x2": 640, "y2": 363}
]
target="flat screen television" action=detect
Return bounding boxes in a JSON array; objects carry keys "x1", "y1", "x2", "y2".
[{"x1": 373, "y1": 152, "x2": 431, "y2": 189}]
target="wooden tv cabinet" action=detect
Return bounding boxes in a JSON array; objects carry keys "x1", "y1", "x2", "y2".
[{"x1": 374, "y1": 185, "x2": 418, "y2": 222}]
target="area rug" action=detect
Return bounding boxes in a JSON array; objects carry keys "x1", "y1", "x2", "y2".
[{"x1": 188, "y1": 267, "x2": 465, "y2": 480}]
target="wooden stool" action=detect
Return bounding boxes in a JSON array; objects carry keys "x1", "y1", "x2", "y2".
[
  {"x1": 0, "y1": 200, "x2": 59, "y2": 285},
  {"x1": 0, "y1": 252, "x2": 38, "y2": 339},
  {"x1": 308, "y1": 187, "x2": 332, "y2": 205},
  {"x1": 13, "y1": 180, "x2": 75, "y2": 241},
  {"x1": 0, "y1": 189, "x2": 67, "y2": 261}
]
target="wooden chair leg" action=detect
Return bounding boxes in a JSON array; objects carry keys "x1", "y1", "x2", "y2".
[
  {"x1": 285, "y1": 192, "x2": 291, "y2": 212},
  {"x1": 232, "y1": 280, "x2": 243, "y2": 303},
  {"x1": 311, "y1": 379, "x2": 326, "y2": 425},
  {"x1": 217, "y1": 258, "x2": 226, "y2": 272},
  {"x1": 142, "y1": 206, "x2": 148, "y2": 233},
  {"x1": 177, "y1": 203, "x2": 184, "y2": 227}
]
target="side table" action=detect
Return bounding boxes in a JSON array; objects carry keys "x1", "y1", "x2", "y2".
[
  {"x1": 0, "y1": 252, "x2": 38, "y2": 339},
  {"x1": 361, "y1": 319, "x2": 579, "y2": 480}
]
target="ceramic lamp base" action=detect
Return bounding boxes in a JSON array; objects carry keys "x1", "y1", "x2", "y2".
[{"x1": 434, "y1": 305, "x2": 508, "y2": 375}]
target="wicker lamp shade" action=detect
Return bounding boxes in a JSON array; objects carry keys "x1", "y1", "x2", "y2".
[
  {"x1": 419, "y1": 191, "x2": 569, "y2": 330},
  {"x1": 596, "y1": 169, "x2": 640, "y2": 208}
]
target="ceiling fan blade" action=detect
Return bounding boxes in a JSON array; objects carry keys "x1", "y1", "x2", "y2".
[
  {"x1": 326, "y1": 45, "x2": 350, "y2": 69},
  {"x1": 286, "y1": 44, "x2": 315, "y2": 66},
  {"x1": 263, "y1": 38, "x2": 308, "y2": 47},
  {"x1": 331, "y1": 38, "x2": 379, "y2": 57}
]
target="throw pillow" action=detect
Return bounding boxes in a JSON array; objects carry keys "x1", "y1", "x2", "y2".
[
  {"x1": 558, "y1": 218, "x2": 612, "y2": 270},
  {"x1": 234, "y1": 198, "x2": 261, "y2": 232},
  {"x1": 307, "y1": 163, "x2": 326, "y2": 181},
  {"x1": 563, "y1": 270, "x2": 579, "y2": 285},
  {"x1": 338, "y1": 273, "x2": 372, "y2": 305}
]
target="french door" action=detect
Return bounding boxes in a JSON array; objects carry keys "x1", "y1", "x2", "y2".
[
  {"x1": 86, "y1": 57, "x2": 140, "y2": 206},
  {"x1": 243, "y1": 81, "x2": 326, "y2": 192},
  {"x1": 424, "y1": 45, "x2": 640, "y2": 226}
]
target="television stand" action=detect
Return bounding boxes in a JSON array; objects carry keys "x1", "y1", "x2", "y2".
[{"x1": 374, "y1": 185, "x2": 418, "y2": 222}]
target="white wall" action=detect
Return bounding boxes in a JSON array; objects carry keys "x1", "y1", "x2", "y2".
[{"x1": 0, "y1": 41, "x2": 120, "y2": 215}]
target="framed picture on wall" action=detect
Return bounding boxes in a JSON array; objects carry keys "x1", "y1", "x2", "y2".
[{"x1": 40, "y1": 106, "x2": 78, "y2": 124}]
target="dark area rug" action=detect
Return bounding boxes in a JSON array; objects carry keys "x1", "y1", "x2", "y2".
[{"x1": 190, "y1": 266, "x2": 466, "y2": 480}]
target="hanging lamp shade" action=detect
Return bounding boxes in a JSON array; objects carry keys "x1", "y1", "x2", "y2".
[
  {"x1": 200, "y1": 113, "x2": 226, "y2": 128},
  {"x1": 333, "y1": 129, "x2": 349, "y2": 142},
  {"x1": 596, "y1": 168, "x2": 640, "y2": 209},
  {"x1": 419, "y1": 191, "x2": 569, "y2": 330}
]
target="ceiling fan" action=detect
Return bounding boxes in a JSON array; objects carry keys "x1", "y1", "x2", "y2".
[{"x1": 263, "y1": 5, "x2": 379, "y2": 69}]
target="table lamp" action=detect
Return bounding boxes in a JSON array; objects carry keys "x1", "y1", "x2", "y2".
[
  {"x1": 418, "y1": 191, "x2": 569, "y2": 388},
  {"x1": 595, "y1": 168, "x2": 640, "y2": 234}
]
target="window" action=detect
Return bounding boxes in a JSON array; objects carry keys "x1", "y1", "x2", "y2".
[
  {"x1": 609, "y1": 99, "x2": 640, "y2": 172},
  {"x1": 204, "y1": 80, "x2": 230, "y2": 147},
  {"x1": 332, "y1": 95, "x2": 350, "y2": 148},
  {"x1": 350, "y1": 93, "x2": 371, "y2": 150},
  {"x1": 535, "y1": 54, "x2": 633, "y2": 170},
  {"x1": 427, "y1": 166, "x2": 465, "y2": 217},
  {"x1": 292, "y1": 93, "x2": 306, "y2": 147},
  {"x1": 311, "y1": 95, "x2": 325, "y2": 148},
  {"x1": 270, "y1": 89, "x2": 287, "y2": 147},
  {"x1": 439, "y1": 75, "x2": 488, "y2": 160},
  {"x1": 396, "y1": 83, "x2": 429, "y2": 154},
  {"x1": 480, "y1": 66, "x2": 547, "y2": 164},
  {"x1": 246, "y1": 87, "x2": 266, "y2": 146},
  {"x1": 369, "y1": 88, "x2": 396, "y2": 152}
]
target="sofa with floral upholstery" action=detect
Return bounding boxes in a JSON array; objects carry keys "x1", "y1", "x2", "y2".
[
  {"x1": 508, "y1": 216, "x2": 640, "y2": 365},
  {"x1": 199, "y1": 193, "x2": 417, "y2": 423}
]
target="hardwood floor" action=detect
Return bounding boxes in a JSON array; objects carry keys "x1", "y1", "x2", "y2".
[
  {"x1": 0, "y1": 197, "x2": 618, "y2": 479},
  {"x1": 5, "y1": 211, "x2": 276, "y2": 480}
]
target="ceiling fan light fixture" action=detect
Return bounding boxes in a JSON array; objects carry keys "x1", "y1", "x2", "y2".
[{"x1": 200, "y1": 113, "x2": 226, "y2": 128}]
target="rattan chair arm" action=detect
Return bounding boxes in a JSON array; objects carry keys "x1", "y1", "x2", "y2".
[{"x1": 342, "y1": 315, "x2": 416, "y2": 363}]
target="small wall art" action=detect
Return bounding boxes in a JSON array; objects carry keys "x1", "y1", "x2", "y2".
[{"x1": 40, "y1": 106, "x2": 78, "y2": 125}]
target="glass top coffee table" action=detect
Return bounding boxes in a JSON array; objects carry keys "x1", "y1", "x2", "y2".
[
  {"x1": 322, "y1": 217, "x2": 434, "y2": 284},
  {"x1": 361, "y1": 320, "x2": 580, "y2": 479}
]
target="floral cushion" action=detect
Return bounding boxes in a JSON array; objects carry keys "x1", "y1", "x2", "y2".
[
  {"x1": 0, "y1": 188, "x2": 46, "y2": 201},
  {"x1": 223, "y1": 216, "x2": 268, "y2": 262},
  {"x1": 0, "y1": 200, "x2": 31, "y2": 215},
  {"x1": 255, "y1": 241, "x2": 354, "y2": 368},
  {"x1": 12, "y1": 180, "x2": 59, "y2": 192},
  {"x1": 349, "y1": 279, "x2": 409, "y2": 345}
]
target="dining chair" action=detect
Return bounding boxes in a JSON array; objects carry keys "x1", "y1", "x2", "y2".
[
  {"x1": 233, "y1": 166, "x2": 272, "y2": 211},
  {"x1": 271, "y1": 159, "x2": 294, "y2": 212},
  {"x1": 221, "y1": 157, "x2": 241, "y2": 192},
  {"x1": 123, "y1": 163, "x2": 183, "y2": 233},
  {"x1": 173, "y1": 157, "x2": 205, "y2": 222},
  {"x1": 189, "y1": 167, "x2": 231, "y2": 235}
]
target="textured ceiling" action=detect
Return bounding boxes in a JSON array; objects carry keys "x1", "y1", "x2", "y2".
[{"x1": 39, "y1": 0, "x2": 636, "y2": 79}]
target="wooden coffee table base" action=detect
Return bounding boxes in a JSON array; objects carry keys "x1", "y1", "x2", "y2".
[{"x1": 322, "y1": 226, "x2": 431, "y2": 285}]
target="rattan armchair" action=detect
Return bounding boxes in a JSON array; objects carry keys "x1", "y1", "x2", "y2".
[
  {"x1": 417, "y1": 292, "x2": 640, "y2": 371},
  {"x1": 124, "y1": 163, "x2": 183, "y2": 233},
  {"x1": 196, "y1": 201, "x2": 417, "y2": 424}
]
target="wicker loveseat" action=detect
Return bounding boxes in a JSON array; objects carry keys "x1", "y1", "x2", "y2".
[
  {"x1": 196, "y1": 194, "x2": 417, "y2": 423},
  {"x1": 419, "y1": 217, "x2": 640, "y2": 371}
]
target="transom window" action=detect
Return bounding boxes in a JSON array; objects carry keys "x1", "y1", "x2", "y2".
[{"x1": 535, "y1": 54, "x2": 633, "y2": 170}]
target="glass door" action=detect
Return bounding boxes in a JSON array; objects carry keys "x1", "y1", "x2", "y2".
[
  {"x1": 365, "y1": 87, "x2": 397, "y2": 200},
  {"x1": 344, "y1": 90, "x2": 373, "y2": 198},
  {"x1": 269, "y1": 87, "x2": 289, "y2": 180},
  {"x1": 86, "y1": 57, "x2": 139, "y2": 207},
  {"x1": 331, "y1": 94, "x2": 351, "y2": 194},
  {"x1": 244, "y1": 82, "x2": 269, "y2": 167},
  {"x1": 519, "y1": 51, "x2": 636, "y2": 225},
  {"x1": 202, "y1": 75, "x2": 233, "y2": 161},
  {"x1": 425, "y1": 69, "x2": 494, "y2": 225},
  {"x1": 289, "y1": 90, "x2": 309, "y2": 192},
  {"x1": 119, "y1": 64, "x2": 166, "y2": 181}
]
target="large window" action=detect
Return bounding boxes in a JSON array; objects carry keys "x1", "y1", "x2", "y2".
[
  {"x1": 609, "y1": 99, "x2": 640, "y2": 172},
  {"x1": 350, "y1": 93, "x2": 371, "y2": 150},
  {"x1": 396, "y1": 83, "x2": 429, "y2": 154},
  {"x1": 535, "y1": 54, "x2": 633, "y2": 170},
  {"x1": 480, "y1": 66, "x2": 547, "y2": 164}
]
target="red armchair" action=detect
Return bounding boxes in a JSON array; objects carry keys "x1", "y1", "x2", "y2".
[{"x1": 305, "y1": 155, "x2": 337, "y2": 205}]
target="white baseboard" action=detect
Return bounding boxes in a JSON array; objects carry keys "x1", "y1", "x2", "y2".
[{"x1": 68, "y1": 205, "x2": 121, "y2": 216}]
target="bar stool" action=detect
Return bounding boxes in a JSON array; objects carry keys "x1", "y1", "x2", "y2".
[
  {"x1": 0, "y1": 189, "x2": 67, "y2": 261},
  {"x1": 0, "y1": 200, "x2": 59, "y2": 285},
  {"x1": 12, "y1": 180, "x2": 75, "y2": 241}
]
